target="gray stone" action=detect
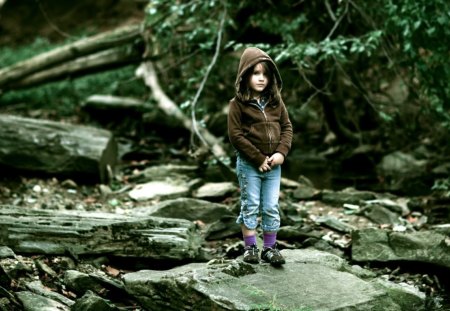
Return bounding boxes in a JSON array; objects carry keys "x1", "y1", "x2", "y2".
[
  {"x1": 122, "y1": 249, "x2": 413, "y2": 311},
  {"x1": 372, "y1": 279, "x2": 426, "y2": 311},
  {"x1": 128, "y1": 180, "x2": 190, "y2": 201},
  {"x1": 71, "y1": 290, "x2": 119, "y2": 311},
  {"x1": 352, "y1": 228, "x2": 450, "y2": 269},
  {"x1": 0, "y1": 246, "x2": 15, "y2": 259},
  {"x1": 26, "y1": 280, "x2": 74, "y2": 306},
  {"x1": 362, "y1": 205, "x2": 402, "y2": 225},
  {"x1": 315, "y1": 215, "x2": 357, "y2": 233},
  {"x1": 378, "y1": 152, "x2": 427, "y2": 175},
  {"x1": 63, "y1": 270, "x2": 103, "y2": 296},
  {"x1": 193, "y1": 182, "x2": 237, "y2": 199},
  {"x1": 0, "y1": 207, "x2": 202, "y2": 260},
  {"x1": 127, "y1": 164, "x2": 199, "y2": 183},
  {"x1": 129, "y1": 197, "x2": 234, "y2": 223},
  {"x1": 16, "y1": 291, "x2": 69, "y2": 311},
  {"x1": 322, "y1": 189, "x2": 376, "y2": 206},
  {"x1": 292, "y1": 185, "x2": 320, "y2": 200}
]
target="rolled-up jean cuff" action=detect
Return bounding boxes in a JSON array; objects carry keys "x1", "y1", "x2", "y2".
[
  {"x1": 236, "y1": 216, "x2": 258, "y2": 230},
  {"x1": 261, "y1": 224, "x2": 279, "y2": 232}
]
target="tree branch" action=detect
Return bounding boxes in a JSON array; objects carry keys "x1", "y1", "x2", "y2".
[
  {"x1": 190, "y1": 6, "x2": 227, "y2": 148},
  {"x1": 135, "y1": 61, "x2": 232, "y2": 174}
]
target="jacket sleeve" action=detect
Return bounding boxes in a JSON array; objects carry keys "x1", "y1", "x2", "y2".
[
  {"x1": 227, "y1": 100, "x2": 267, "y2": 167},
  {"x1": 275, "y1": 101, "x2": 293, "y2": 158}
]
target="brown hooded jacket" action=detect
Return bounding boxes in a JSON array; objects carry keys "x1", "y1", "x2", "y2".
[{"x1": 227, "y1": 47, "x2": 293, "y2": 167}]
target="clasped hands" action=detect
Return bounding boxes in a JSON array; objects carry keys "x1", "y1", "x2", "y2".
[{"x1": 258, "y1": 152, "x2": 284, "y2": 172}]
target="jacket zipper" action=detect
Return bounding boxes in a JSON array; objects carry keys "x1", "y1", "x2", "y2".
[
  {"x1": 263, "y1": 109, "x2": 273, "y2": 152},
  {"x1": 251, "y1": 102, "x2": 273, "y2": 153}
]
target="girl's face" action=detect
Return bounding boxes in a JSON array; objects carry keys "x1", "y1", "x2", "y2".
[{"x1": 248, "y1": 63, "x2": 269, "y2": 98}]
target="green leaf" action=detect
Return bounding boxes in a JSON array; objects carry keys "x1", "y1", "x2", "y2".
[{"x1": 304, "y1": 45, "x2": 319, "y2": 56}]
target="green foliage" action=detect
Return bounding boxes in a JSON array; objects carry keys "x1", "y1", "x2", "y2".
[
  {"x1": 249, "y1": 12, "x2": 307, "y2": 43},
  {"x1": 384, "y1": 0, "x2": 450, "y2": 127},
  {"x1": 0, "y1": 37, "x2": 53, "y2": 65},
  {"x1": 232, "y1": 30, "x2": 383, "y2": 68},
  {"x1": 142, "y1": 1, "x2": 388, "y2": 117}
]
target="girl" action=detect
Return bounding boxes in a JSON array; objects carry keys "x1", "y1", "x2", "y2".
[{"x1": 228, "y1": 47, "x2": 293, "y2": 265}]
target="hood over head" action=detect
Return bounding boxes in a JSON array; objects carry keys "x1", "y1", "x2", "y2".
[{"x1": 234, "y1": 47, "x2": 282, "y2": 93}]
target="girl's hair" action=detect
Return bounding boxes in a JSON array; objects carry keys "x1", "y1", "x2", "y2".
[{"x1": 237, "y1": 61, "x2": 282, "y2": 105}]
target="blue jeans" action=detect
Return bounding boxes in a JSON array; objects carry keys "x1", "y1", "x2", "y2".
[{"x1": 235, "y1": 155, "x2": 281, "y2": 232}]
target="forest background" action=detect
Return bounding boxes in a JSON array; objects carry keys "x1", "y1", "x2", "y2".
[{"x1": 0, "y1": 0, "x2": 449, "y2": 197}]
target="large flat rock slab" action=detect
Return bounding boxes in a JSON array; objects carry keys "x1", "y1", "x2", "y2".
[{"x1": 123, "y1": 249, "x2": 421, "y2": 310}]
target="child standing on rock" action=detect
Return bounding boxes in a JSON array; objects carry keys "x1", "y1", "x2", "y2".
[{"x1": 228, "y1": 47, "x2": 293, "y2": 265}]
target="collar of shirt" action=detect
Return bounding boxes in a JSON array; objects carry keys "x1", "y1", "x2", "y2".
[{"x1": 249, "y1": 96, "x2": 268, "y2": 110}]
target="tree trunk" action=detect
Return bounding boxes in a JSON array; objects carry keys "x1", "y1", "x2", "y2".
[
  {"x1": 0, "y1": 24, "x2": 142, "y2": 91},
  {"x1": 0, "y1": 114, "x2": 117, "y2": 182},
  {"x1": 0, "y1": 207, "x2": 203, "y2": 260}
]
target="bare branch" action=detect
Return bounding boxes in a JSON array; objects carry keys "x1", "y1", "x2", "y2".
[
  {"x1": 135, "y1": 61, "x2": 231, "y2": 169},
  {"x1": 324, "y1": 0, "x2": 337, "y2": 22},
  {"x1": 325, "y1": 0, "x2": 349, "y2": 40},
  {"x1": 36, "y1": 0, "x2": 74, "y2": 39},
  {"x1": 190, "y1": 6, "x2": 227, "y2": 148}
]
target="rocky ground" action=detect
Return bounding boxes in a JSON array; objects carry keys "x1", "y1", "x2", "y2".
[{"x1": 1, "y1": 159, "x2": 449, "y2": 310}]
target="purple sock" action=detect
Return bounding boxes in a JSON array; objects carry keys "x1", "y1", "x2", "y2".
[
  {"x1": 243, "y1": 235, "x2": 257, "y2": 247},
  {"x1": 263, "y1": 232, "x2": 277, "y2": 248}
]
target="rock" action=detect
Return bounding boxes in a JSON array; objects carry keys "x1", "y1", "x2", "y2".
[
  {"x1": 277, "y1": 225, "x2": 322, "y2": 241},
  {"x1": 292, "y1": 185, "x2": 320, "y2": 200},
  {"x1": 127, "y1": 164, "x2": 199, "y2": 183},
  {"x1": 204, "y1": 215, "x2": 241, "y2": 240},
  {"x1": 361, "y1": 204, "x2": 402, "y2": 225},
  {"x1": 16, "y1": 291, "x2": 70, "y2": 311},
  {"x1": 322, "y1": 188, "x2": 376, "y2": 206},
  {"x1": 26, "y1": 280, "x2": 74, "y2": 307},
  {"x1": 377, "y1": 152, "x2": 427, "y2": 176},
  {"x1": 129, "y1": 198, "x2": 234, "y2": 223},
  {"x1": 71, "y1": 290, "x2": 119, "y2": 311},
  {"x1": 365, "y1": 198, "x2": 410, "y2": 216},
  {"x1": 0, "y1": 114, "x2": 117, "y2": 183},
  {"x1": 352, "y1": 228, "x2": 450, "y2": 269},
  {"x1": 372, "y1": 279, "x2": 426, "y2": 311},
  {"x1": 128, "y1": 180, "x2": 190, "y2": 201},
  {"x1": 314, "y1": 215, "x2": 357, "y2": 233},
  {"x1": 376, "y1": 152, "x2": 432, "y2": 195},
  {"x1": 0, "y1": 207, "x2": 203, "y2": 260},
  {"x1": 0, "y1": 247, "x2": 15, "y2": 259},
  {"x1": 122, "y1": 249, "x2": 419, "y2": 310},
  {"x1": 193, "y1": 182, "x2": 237, "y2": 200},
  {"x1": 64, "y1": 270, "x2": 104, "y2": 296}
]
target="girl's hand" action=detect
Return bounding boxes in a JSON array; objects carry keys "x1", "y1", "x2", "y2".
[
  {"x1": 258, "y1": 156, "x2": 271, "y2": 172},
  {"x1": 268, "y1": 152, "x2": 285, "y2": 167}
]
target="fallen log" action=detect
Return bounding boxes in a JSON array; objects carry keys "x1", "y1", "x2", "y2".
[
  {"x1": 81, "y1": 94, "x2": 190, "y2": 135},
  {"x1": 0, "y1": 207, "x2": 203, "y2": 260},
  {"x1": 0, "y1": 114, "x2": 117, "y2": 182},
  {"x1": 7, "y1": 45, "x2": 143, "y2": 90},
  {"x1": 0, "y1": 24, "x2": 142, "y2": 90}
]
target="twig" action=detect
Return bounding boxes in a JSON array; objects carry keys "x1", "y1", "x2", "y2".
[
  {"x1": 35, "y1": 0, "x2": 74, "y2": 39},
  {"x1": 190, "y1": 5, "x2": 227, "y2": 148},
  {"x1": 325, "y1": 0, "x2": 337, "y2": 22},
  {"x1": 325, "y1": 0, "x2": 349, "y2": 40}
]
